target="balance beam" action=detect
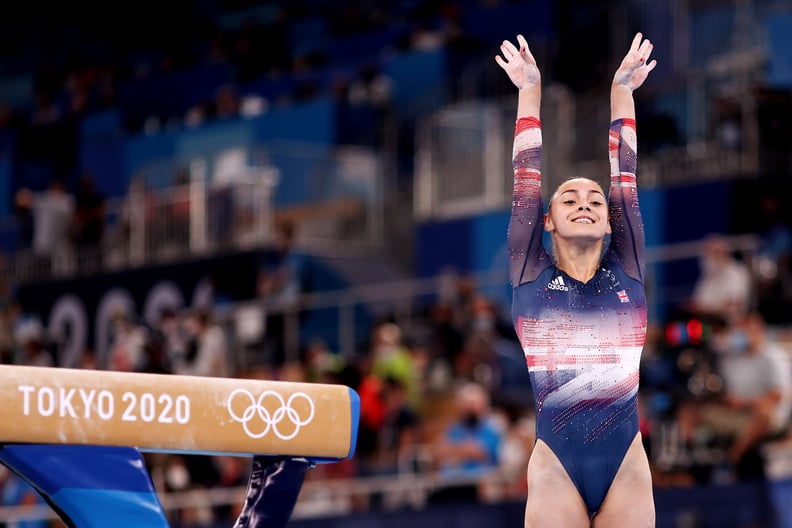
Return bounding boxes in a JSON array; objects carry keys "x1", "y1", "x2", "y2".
[
  {"x1": 0, "y1": 364, "x2": 359, "y2": 460},
  {"x1": 0, "y1": 364, "x2": 360, "y2": 528}
]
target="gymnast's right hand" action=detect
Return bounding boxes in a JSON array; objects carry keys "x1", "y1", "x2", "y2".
[{"x1": 495, "y1": 34, "x2": 541, "y2": 90}]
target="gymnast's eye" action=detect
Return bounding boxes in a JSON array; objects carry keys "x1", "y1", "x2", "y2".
[{"x1": 563, "y1": 199, "x2": 576, "y2": 206}]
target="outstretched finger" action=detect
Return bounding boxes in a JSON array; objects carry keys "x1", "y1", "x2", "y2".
[
  {"x1": 630, "y1": 32, "x2": 643, "y2": 52},
  {"x1": 501, "y1": 39, "x2": 520, "y2": 58},
  {"x1": 644, "y1": 59, "x2": 658, "y2": 73},
  {"x1": 516, "y1": 34, "x2": 530, "y2": 55},
  {"x1": 643, "y1": 43, "x2": 654, "y2": 64},
  {"x1": 638, "y1": 39, "x2": 653, "y2": 60},
  {"x1": 501, "y1": 40, "x2": 519, "y2": 60}
]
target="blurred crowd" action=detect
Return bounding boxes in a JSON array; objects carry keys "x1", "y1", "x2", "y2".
[
  {"x1": 1, "y1": 215, "x2": 792, "y2": 526},
  {"x1": 644, "y1": 224, "x2": 792, "y2": 489},
  {"x1": 0, "y1": 0, "x2": 496, "y2": 200},
  {"x1": 10, "y1": 172, "x2": 106, "y2": 272}
]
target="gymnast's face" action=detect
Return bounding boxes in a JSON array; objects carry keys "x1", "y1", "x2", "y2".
[{"x1": 544, "y1": 178, "x2": 611, "y2": 241}]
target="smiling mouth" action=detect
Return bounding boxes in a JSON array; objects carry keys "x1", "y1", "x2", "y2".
[{"x1": 572, "y1": 217, "x2": 594, "y2": 224}]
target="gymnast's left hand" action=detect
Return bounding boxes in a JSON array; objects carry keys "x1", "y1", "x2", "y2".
[{"x1": 612, "y1": 32, "x2": 657, "y2": 91}]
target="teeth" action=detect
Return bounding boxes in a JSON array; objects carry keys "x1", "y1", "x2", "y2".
[{"x1": 573, "y1": 218, "x2": 593, "y2": 224}]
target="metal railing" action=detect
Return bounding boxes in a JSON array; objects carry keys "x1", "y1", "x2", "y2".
[
  {"x1": 413, "y1": 87, "x2": 764, "y2": 223},
  {"x1": 0, "y1": 142, "x2": 386, "y2": 283}
]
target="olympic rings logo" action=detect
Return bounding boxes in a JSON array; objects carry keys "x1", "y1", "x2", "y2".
[{"x1": 226, "y1": 389, "x2": 315, "y2": 440}]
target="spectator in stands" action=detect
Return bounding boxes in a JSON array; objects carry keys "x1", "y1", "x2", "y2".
[
  {"x1": 154, "y1": 307, "x2": 187, "y2": 373},
  {"x1": 753, "y1": 194, "x2": 792, "y2": 325},
  {"x1": 69, "y1": 171, "x2": 106, "y2": 251},
  {"x1": 12, "y1": 186, "x2": 35, "y2": 253},
  {"x1": 303, "y1": 338, "x2": 346, "y2": 383},
  {"x1": 354, "y1": 356, "x2": 387, "y2": 477},
  {"x1": 184, "y1": 99, "x2": 212, "y2": 128},
  {"x1": 447, "y1": 292, "x2": 530, "y2": 403},
  {"x1": 13, "y1": 316, "x2": 54, "y2": 368},
  {"x1": 178, "y1": 308, "x2": 230, "y2": 378},
  {"x1": 107, "y1": 310, "x2": 149, "y2": 372},
  {"x1": 430, "y1": 382, "x2": 503, "y2": 502},
  {"x1": 712, "y1": 96, "x2": 742, "y2": 150},
  {"x1": 469, "y1": 294, "x2": 533, "y2": 402},
  {"x1": 117, "y1": 177, "x2": 156, "y2": 261},
  {"x1": 239, "y1": 92, "x2": 268, "y2": 118},
  {"x1": 15, "y1": 179, "x2": 76, "y2": 268},
  {"x1": 420, "y1": 300, "x2": 465, "y2": 391},
  {"x1": 78, "y1": 347, "x2": 98, "y2": 370},
  {"x1": 369, "y1": 321, "x2": 421, "y2": 411},
  {"x1": 257, "y1": 220, "x2": 306, "y2": 366},
  {"x1": 482, "y1": 404, "x2": 535, "y2": 502},
  {"x1": 688, "y1": 233, "x2": 753, "y2": 323},
  {"x1": 350, "y1": 373, "x2": 423, "y2": 509},
  {"x1": 370, "y1": 375, "x2": 420, "y2": 476},
  {"x1": 676, "y1": 312, "x2": 792, "y2": 477},
  {"x1": 453, "y1": 330, "x2": 498, "y2": 388},
  {"x1": 446, "y1": 272, "x2": 480, "y2": 335},
  {"x1": 259, "y1": 220, "x2": 303, "y2": 298},
  {"x1": 347, "y1": 61, "x2": 394, "y2": 112},
  {"x1": 407, "y1": 16, "x2": 446, "y2": 51},
  {"x1": 214, "y1": 84, "x2": 241, "y2": 120},
  {"x1": 166, "y1": 169, "x2": 192, "y2": 252},
  {"x1": 138, "y1": 312, "x2": 175, "y2": 375},
  {"x1": 0, "y1": 285, "x2": 17, "y2": 364}
]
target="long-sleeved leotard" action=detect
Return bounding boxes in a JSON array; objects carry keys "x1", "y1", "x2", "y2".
[{"x1": 509, "y1": 116, "x2": 647, "y2": 516}]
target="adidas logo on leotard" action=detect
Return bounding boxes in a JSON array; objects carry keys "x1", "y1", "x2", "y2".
[{"x1": 547, "y1": 275, "x2": 569, "y2": 292}]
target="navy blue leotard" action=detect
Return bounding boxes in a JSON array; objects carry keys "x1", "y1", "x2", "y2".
[{"x1": 509, "y1": 116, "x2": 647, "y2": 516}]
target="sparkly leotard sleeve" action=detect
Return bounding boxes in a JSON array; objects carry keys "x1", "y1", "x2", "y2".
[{"x1": 509, "y1": 116, "x2": 647, "y2": 516}]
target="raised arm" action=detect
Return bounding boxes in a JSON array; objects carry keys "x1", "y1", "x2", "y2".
[
  {"x1": 496, "y1": 35, "x2": 541, "y2": 120},
  {"x1": 605, "y1": 33, "x2": 657, "y2": 282},
  {"x1": 496, "y1": 35, "x2": 548, "y2": 287},
  {"x1": 611, "y1": 32, "x2": 656, "y2": 121}
]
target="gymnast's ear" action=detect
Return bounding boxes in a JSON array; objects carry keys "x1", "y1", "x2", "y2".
[{"x1": 543, "y1": 211, "x2": 554, "y2": 232}]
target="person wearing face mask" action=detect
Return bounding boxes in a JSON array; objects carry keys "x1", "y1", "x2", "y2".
[
  {"x1": 430, "y1": 382, "x2": 503, "y2": 503},
  {"x1": 688, "y1": 233, "x2": 753, "y2": 324},
  {"x1": 677, "y1": 312, "x2": 792, "y2": 476}
]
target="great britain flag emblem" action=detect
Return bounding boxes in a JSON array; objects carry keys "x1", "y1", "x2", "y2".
[{"x1": 617, "y1": 289, "x2": 630, "y2": 303}]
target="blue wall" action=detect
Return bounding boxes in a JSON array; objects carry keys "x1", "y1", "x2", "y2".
[
  {"x1": 75, "y1": 45, "x2": 458, "y2": 203},
  {"x1": 79, "y1": 98, "x2": 337, "y2": 200},
  {"x1": 767, "y1": 14, "x2": 792, "y2": 89}
]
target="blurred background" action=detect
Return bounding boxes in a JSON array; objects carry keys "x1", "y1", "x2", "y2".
[{"x1": 1, "y1": 0, "x2": 792, "y2": 526}]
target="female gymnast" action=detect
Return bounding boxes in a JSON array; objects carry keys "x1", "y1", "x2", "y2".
[{"x1": 496, "y1": 32, "x2": 657, "y2": 527}]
